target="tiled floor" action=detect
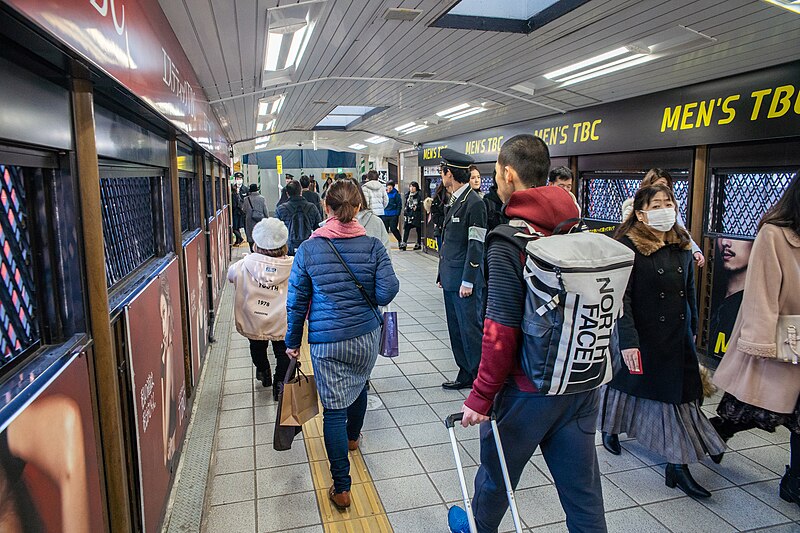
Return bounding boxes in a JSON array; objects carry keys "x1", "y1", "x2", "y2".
[{"x1": 176, "y1": 246, "x2": 800, "y2": 532}]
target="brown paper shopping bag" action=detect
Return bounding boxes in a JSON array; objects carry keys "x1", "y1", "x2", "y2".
[{"x1": 279, "y1": 361, "x2": 319, "y2": 427}]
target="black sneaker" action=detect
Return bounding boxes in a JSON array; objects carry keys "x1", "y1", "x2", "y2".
[{"x1": 413, "y1": 244, "x2": 421, "y2": 250}]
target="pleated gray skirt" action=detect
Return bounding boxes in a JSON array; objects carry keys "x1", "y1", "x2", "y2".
[
  {"x1": 598, "y1": 386, "x2": 726, "y2": 464},
  {"x1": 309, "y1": 328, "x2": 380, "y2": 410}
]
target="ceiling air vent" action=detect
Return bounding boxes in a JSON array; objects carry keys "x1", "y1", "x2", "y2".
[
  {"x1": 312, "y1": 100, "x2": 329, "y2": 105},
  {"x1": 383, "y1": 8, "x2": 423, "y2": 21},
  {"x1": 411, "y1": 72, "x2": 436, "y2": 79}
]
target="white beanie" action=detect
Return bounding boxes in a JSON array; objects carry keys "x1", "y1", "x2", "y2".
[{"x1": 252, "y1": 218, "x2": 289, "y2": 250}]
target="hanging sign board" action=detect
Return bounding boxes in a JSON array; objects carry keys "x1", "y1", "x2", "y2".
[
  {"x1": 5, "y1": 0, "x2": 229, "y2": 161},
  {"x1": 276, "y1": 155, "x2": 283, "y2": 174},
  {"x1": 421, "y1": 61, "x2": 800, "y2": 163}
]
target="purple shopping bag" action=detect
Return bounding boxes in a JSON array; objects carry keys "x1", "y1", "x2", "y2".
[{"x1": 379, "y1": 311, "x2": 399, "y2": 357}]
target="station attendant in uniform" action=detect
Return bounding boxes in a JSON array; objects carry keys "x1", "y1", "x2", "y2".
[{"x1": 437, "y1": 149, "x2": 487, "y2": 390}]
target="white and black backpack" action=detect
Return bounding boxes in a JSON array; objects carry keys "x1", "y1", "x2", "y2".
[{"x1": 492, "y1": 219, "x2": 635, "y2": 396}]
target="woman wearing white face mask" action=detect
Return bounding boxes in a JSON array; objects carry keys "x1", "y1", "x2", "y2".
[
  {"x1": 598, "y1": 185, "x2": 726, "y2": 499},
  {"x1": 621, "y1": 168, "x2": 706, "y2": 267}
]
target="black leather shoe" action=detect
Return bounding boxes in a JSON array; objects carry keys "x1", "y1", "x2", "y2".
[
  {"x1": 780, "y1": 465, "x2": 800, "y2": 507},
  {"x1": 665, "y1": 463, "x2": 711, "y2": 498},
  {"x1": 442, "y1": 380, "x2": 473, "y2": 390},
  {"x1": 602, "y1": 432, "x2": 621, "y2": 455}
]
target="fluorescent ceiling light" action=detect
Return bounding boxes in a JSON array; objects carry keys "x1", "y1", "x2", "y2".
[
  {"x1": 401, "y1": 124, "x2": 429, "y2": 134},
  {"x1": 264, "y1": 32, "x2": 283, "y2": 71},
  {"x1": 285, "y1": 25, "x2": 307, "y2": 68},
  {"x1": 258, "y1": 94, "x2": 285, "y2": 117},
  {"x1": 763, "y1": 0, "x2": 800, "y2": 14},
  {"x1": 555, "y1": 53, "x2": 646, "y2": 83},
  {"x1": 365, "y1": 136, "x2": 389, "y2": 144},
  {"x1": 544, "y1": 47, "x2": 629, "y2": 80},
  {"x1": 436, "y1": 103, "x2": 471, "y2": 117},
  {"x1": 263, "y1": 1, "x2": 325, "y2": 78},
  {"x1": 349, "y1": 143, "x2": 367, "y2": 150},
  {"x1": 257, "y1": 122, "x2": 265, "y2": 132},
  {"x1": 561, "y1": 54, "x2": 658, "y2": 86},
  {"x1": 448, "y1": 107, "x2": 487, "y2": 120},
  {"x1": 394, "y1": 122, "x2": 417, "y2": 131}
]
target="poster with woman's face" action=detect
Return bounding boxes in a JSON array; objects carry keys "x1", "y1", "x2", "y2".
[
  {"x1": 126, "y1": 259, "x2": 187, "y2": 533},
  {"x1": 708, "y1": 237, "x2": 754, "y2": 359},
  {"x1": 184, "y1": 232, "x2": 208, "y2": 386},
  {"x1": 0, "y1": 352, "x2": 104, "y2": 533},
  {"x1": 208, "y1": 218, "x2": 220, "y2": 307}
]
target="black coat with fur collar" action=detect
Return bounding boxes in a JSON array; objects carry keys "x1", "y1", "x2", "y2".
[{"x1": 610, "y1": 222, "x2": 702, "y2": 404}]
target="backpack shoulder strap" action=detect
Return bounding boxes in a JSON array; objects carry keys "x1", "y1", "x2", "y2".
[{"x1": 488, "y1": 220, "x2": 543, "y2": 251}]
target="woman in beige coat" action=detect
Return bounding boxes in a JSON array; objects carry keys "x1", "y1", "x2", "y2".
[{"x1": 713, "y1": 171, "x2": 800, "y2": 508}]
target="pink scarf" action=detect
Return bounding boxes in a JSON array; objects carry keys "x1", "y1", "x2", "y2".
[{"x1": 310, "y1": 217, "x2": 366, "y2": 240}]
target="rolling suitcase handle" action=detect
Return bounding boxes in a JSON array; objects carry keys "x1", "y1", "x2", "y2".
[{"x1": 444, "y1": 413, "x2": 523, "y2": 533}]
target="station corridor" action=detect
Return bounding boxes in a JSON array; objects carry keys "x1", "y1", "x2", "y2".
[{"x1": 163, "y1": 247, "x2": 800, "y2": 533}]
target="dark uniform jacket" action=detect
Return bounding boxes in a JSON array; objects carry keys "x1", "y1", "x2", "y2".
[
  {"x1": 611, "y1": 223, "x2": 702, "y2": 405},
  {"x1": 437, "y1": 185, "x2": 487, "y2": 291}
]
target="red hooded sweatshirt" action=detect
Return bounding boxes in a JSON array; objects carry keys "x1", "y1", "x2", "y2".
[{"x1": 464, "y1": 186, "x2": 580, "y2": 415}]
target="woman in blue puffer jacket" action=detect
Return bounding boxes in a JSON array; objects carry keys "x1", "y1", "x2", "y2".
[{"x1": 285, "y1": 179, "x2": 399, "y2": 511}]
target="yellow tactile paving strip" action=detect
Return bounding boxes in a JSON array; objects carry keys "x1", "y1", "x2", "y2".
[{"x1": 297, "y1": 337, "x2": 393, "y2": 532}]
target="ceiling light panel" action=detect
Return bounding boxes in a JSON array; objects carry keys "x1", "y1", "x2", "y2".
[
  {"x1": 762, "y1": 0, "x2": 800, "y2": 14},
  {"x1": 402, "y1": 124, "x2": 429, "y2": 134},
  {"x1": 349, "y1": 143, "x2": 367, "y2": 150},
  {"x1": 448, "y1": 107, "x2": 487, "y2": 120},
  {"x1": 263, "y1": 1, "x2": 325, "y2": 86},
  {"x1": 544, "y1": 47, "x2": 630, "y2": 80},
  {"x1": 436, "y1": 103, "x2": 471, "y2": 117},
  {"x1": 365, "y1": 136, "x2": 389, "y2": 144},
  {"x1": 560, "y1": 55, "x2": 658, "y2": 86},
  {"x1": 394, "y1": 122, "x2": 417, "y2": 131}
]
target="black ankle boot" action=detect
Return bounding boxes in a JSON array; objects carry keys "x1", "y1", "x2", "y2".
[
  {"x1": 780, "y1": 466, "x2": 800, "y2": 507},
  {"x1": 260, "y1": 367, "x2": 272, "y2": 388},
  {"x1": 665, "y1": 463, "x2": 711, "y2": 498},
  {"x1": 602, "y1": 432, "x2": 621, "y2": 455}
]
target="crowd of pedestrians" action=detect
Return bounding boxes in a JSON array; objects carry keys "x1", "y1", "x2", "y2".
[{"x1": 227, "y1": 150, "x2": 800, "y2": 530}]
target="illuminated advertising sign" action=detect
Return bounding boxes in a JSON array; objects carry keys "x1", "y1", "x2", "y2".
[
  {"x1": 421, "y1": 62, "x2": 800, "y2": 162},
  {"x1": 5, "y1": 0, "x2": 229, "y2": 161}
]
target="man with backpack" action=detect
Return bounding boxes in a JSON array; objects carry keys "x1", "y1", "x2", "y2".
[
  {"x1": 276, "y1": 180, "x2": 322, "y2": 255},
  {"x1": 453, "y1": 135, "x2": 622, "y2": 532},
  {"x1": 243, "y1": 183, "x2": 268, "y2": 253}
]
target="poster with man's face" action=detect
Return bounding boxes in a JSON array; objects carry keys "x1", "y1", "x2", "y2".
[
  {"x1": 708, "y1": 237, "x2": 754, "y2": 359},
  {"x1": 126, "y1": 259, "x2": 187, "y2": 533}
]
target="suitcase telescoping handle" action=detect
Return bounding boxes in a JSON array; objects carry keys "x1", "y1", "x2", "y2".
[{"x1": 444, "y1": 413, "x2": 523, "y2": 533}]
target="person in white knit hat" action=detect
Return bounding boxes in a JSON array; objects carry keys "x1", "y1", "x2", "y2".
[{"x1": 228, "y1": 218, "x2": 294, "y2": 399}]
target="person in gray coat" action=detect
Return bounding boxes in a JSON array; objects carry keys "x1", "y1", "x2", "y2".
[{"x1": 243, "y1": 183, "x2": 268, "y2": 252}]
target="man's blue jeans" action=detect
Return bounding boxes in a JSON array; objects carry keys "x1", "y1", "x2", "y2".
[
  {"x1": 472, "y1": 387, "x2": 607, "y2": 533},
  {"x1": 322, "y1": 386, "x2": 368, "y2": 493}
]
